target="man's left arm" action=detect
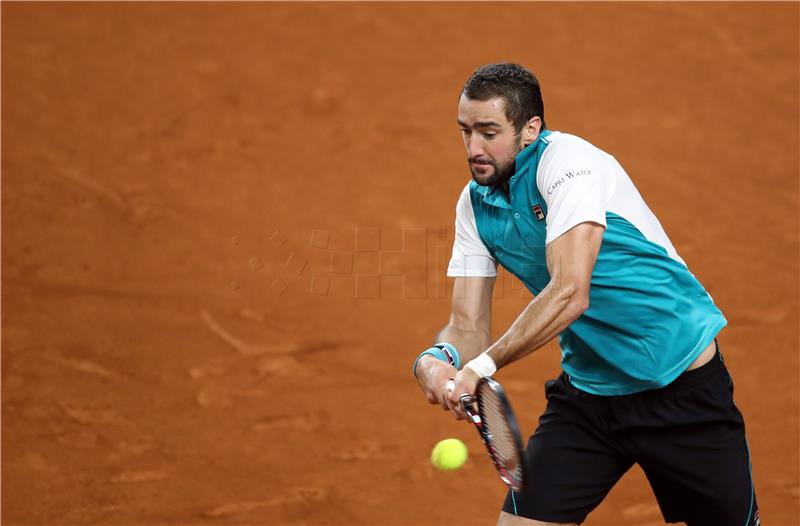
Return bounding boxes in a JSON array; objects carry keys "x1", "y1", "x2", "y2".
[{"x1": 446, "y1": 221, "x2": 604, "y2": 417}]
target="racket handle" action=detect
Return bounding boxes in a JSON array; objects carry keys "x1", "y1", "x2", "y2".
[
  {"x1": 446, "y1": 383, "x2": 479, "y2": 424},
  {"x1": 460, "y1": 394, "x2": 481, "y2": 424}
]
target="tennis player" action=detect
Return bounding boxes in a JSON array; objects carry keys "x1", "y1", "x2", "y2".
[{"x1": 413, "y1": 63, "x2": 759, "y2": 526}]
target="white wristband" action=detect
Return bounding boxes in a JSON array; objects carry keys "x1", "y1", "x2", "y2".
[{"x1": 465, "y1": 353, "x2": 497, "y2": 378}]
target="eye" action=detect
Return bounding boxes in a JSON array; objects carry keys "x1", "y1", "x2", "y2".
[
  {"x1": 484, "y1": 132, "x2": 497, "y2": 140},
  {"x1": 460, "y1": 128, "x2": 471, "y2": 137}
]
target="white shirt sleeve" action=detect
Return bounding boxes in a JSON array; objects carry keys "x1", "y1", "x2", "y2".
[
  {"x1": 447, "y1": 183, "x2": 497, "y2": 277},
  {"x1": 537, "y1": 136, "x2": 614, "y2": 244}
]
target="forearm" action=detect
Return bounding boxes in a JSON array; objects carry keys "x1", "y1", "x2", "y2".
[
  {"x1": 484, "y1": 282, "x2": 586, "y2": 369},
  {"x1": 427, "y1": 276, "x2": 494, "y2": 368}
]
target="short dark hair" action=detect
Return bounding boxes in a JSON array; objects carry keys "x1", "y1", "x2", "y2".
[{"x1": 462, "y1": 63, "x2": 546, "y2": 134}]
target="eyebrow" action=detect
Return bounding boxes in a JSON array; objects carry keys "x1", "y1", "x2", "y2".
[{"x1": 457, "y1": 119, "x2": 502, "y2": 129}]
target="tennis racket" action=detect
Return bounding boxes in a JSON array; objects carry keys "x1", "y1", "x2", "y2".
[{"x1": 446, "y1": 377, "x2": 527, "y2": 490}]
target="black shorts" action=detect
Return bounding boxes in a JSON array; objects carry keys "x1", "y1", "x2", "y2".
[{"x1": 503, "y1": 346, "x2": 759, "y2": 525}]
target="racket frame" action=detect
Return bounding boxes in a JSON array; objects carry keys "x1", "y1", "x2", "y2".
[{"x1": 460, "y1": 376, "x2": 527, "y2": 491}]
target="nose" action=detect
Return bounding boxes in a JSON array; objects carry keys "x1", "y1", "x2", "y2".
[{"x1": 466, "y1": 135, "x2": 486, "y2": 159}]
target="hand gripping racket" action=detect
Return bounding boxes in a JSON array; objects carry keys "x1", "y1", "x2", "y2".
[{"x1": 446, "y1": 377, "x2": 527, "y2": 490}]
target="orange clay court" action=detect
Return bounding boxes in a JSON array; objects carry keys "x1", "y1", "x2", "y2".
[{"x1": 2, "y1": 3, "x2": 798, "y2": 525}]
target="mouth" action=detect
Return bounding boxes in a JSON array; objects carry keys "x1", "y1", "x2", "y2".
[{"x1": 470, "y1": 159, "x2": 492, "y2": 168}]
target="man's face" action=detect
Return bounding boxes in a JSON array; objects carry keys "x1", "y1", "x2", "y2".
[{"x1": 457, "y1": 94, "x2": 525, "y2": 186}]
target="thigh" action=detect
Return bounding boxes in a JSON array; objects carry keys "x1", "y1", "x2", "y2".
[
  {"x1": 502, "y1": 377, "x2": 633, "y2": 524},
  {"x1": 636, "y1": 363, "x2": 759, "y2": 525}
]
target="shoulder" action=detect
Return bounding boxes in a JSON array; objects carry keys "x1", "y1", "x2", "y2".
[
  {"x1": 537, "y1": 132, "x2": 612, "y2": 183},
  {"x1": 540, "y1": 132, "x2": 608, "y2": 162},
  {"x1": 455, "y1": 181, "x2": 476, "y2": 216},
  {"x1": 457, "y1": 181, "x2": 472, "y2": 205}
]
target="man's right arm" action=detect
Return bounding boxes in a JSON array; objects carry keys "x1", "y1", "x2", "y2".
[
  {"x1": 414, "y1": 276, "x2": 494, "y2": 409},
  {"x1": 416, "y1": 182, "x2": 496, "y2": 409},
  {"x1": 435, "y1": 276, "x2": 494, "y2": 358}
]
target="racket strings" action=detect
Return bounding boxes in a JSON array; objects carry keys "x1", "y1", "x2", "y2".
[{"x1": 479, "y1": 386, "x2": 523, "y2": 480}]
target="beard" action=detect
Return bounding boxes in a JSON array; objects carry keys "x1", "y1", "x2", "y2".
[{"x1": 469, "y1": 155, "x2": 517, "y2": 187}]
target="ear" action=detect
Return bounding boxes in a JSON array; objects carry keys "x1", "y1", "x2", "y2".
[{"x1": 521, "y1": 116, "x2": 542, "y2": 146}]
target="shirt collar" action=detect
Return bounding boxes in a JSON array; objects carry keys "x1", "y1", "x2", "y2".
[
  {"x1": 513, "y1": 129, "x2": 551, "y2": 176},
  {"x1": 474, "y1": 182, "x2": 511, "y2": 209},
  {"x1": 474, "y1": 130, "x2": 552, "y2": 209}
]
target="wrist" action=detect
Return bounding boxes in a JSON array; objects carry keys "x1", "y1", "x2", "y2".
[
  {"x1": 464, "y1": 352, "x2": 497, "y2": 378},
  {"x1": 411, "y1": 354, "x2": 440, "y2": 376},
  {"x1": 433, "y1": 342, "x2": 461, "y2": 369},
  {"x1": 412, "y1": 343, "x2": 461, "y2": 377}
]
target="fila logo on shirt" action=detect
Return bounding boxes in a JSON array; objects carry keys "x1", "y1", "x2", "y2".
[{"x1": 532, "y1": 204, "x2": 545, "y2": 221}]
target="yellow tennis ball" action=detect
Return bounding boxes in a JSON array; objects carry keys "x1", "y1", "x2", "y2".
[{"x1": 431, "y1": 438, "x2": 468, "y2": 471}]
